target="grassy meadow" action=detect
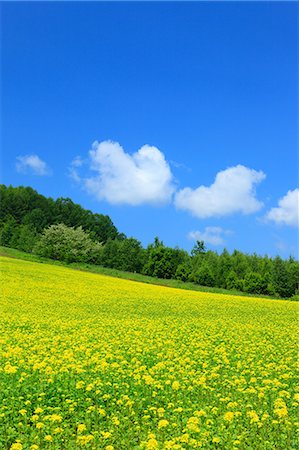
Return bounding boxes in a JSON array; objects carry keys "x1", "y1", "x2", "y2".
[{"x1": 0, "y1": 256, "x2": 298, "y2": 449}]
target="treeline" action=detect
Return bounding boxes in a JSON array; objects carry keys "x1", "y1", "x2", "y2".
[
  {"x1": 1, "y1": 184, "x2": 298, "y2": 299},
  {"x1": 0, "y1": 185, "x2": 120, "y2": 251}
]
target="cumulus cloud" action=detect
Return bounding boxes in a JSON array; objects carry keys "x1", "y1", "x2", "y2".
[
  {"x1": 266, "y1": 189, "x2": 299, "y2": 227},
  {"x1": 175, "y1": 165, "x2": 265, "y2": 218},
  {"x1": 78, "y1": 140, "x2": 175, "y2": 205},
  {"x1": 16, "y1": 154, "x2": 50, "y2": 176},
  {"x1": 188, "y1": 227, "x2": 231, "y2": 246}
]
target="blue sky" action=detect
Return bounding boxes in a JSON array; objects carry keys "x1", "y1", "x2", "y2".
[{"x1": 1, "y1": 1, "x2": 298, "y2": 257}]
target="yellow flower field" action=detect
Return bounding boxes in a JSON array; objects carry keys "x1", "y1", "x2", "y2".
[{"x1": 0, "y1": 256, "x2": 298, "y2": 449}]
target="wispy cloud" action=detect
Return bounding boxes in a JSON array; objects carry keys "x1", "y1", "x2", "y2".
[
  {"x1": 69, "y1": 156, "x2": 84, "y2": 182},
  {"x1": 265, "y1": 189, "x2": 299, "y2": 227},
  {"x1": 169, "y1": 160, "x2": 191, "y2": 172},
  {"x1": 188, "y1": 226, "x2": 232, "y2": 246},
  {"x1": 175, "y1": 165, "x2": 265, "y2": 218},
  {"x1": 16, "y1": 154, "x2": 50, "y2": 176},
  {"x1": 70, "y1": 140, "x2": 175, "y2": 206}
]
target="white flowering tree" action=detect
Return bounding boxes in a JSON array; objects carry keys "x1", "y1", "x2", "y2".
[{"x1": 34, "y1": 223, "x2": 102, "y2": 264}]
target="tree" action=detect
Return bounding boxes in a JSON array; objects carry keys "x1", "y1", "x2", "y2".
[
  {"x1": 231, "y1": 250, "x2": 250, "y2": 279},
  {"x1": 191, "y1": 240, "x2": 206, "y2": 257},
  {"x1": 100, "y1": 237, "x2": 145, "y2": 273},
  {"x1": 175, "y1": 262, "x2": 191, "y2": 282},
  {"x1": 34, "y1": 224, "x2": 102, "y2": 263},
  {"x1": 217, "y1": 248, "x2": 232, "y2": 287},
  {"x1": 192, "y1": 264, "x2": 215, "y2": 287},
  {"x1": 243, "y1": 272, "x2": 264, "y2": 294},
  {"x1": 0, "y1": 215, "x2": 17, "y2": 246},
  {"x1": 22, "y1": 208, "x2": 50, "y2": 233},
  {"x1": 16, "y1": 225, "x2": 38, "y2": 253},
  {"x1": 89, "y1": 213, "x2": 119, "y2": 243},
  {"x1": 272, "y1": 256, "x2": 294, "y2": 298},
  {"x1": 0, "y1": 184, "x2": 120, "y2": 247},
  {"x1": 226, "y1": 270, "x2": 243, "y2": 291},
  {"x1": 287, "y1": 257, "x2": 299, "y2": 296},
  {"x1": 143, "y1": 242, "x2": 187, "y2": 279}
]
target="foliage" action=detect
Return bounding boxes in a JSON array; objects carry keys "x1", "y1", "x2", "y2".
[
  {"x1": 0, "y1": 256, "x2": 298, "y2": 449},
  {"x1": 272, "y1": 256, "x2": 294, "y2": 298},
  {"x1": 225, "y1": 270, "x2": 244, "y2": 291},
  {"x1": 100, "y1": 237, "x2": 145, "y2": 273},
  {"x1": 34, "y1": 224, "x2": 102, "y2": 263},
  {"x1": 243, "y1": 272, "x2": 265, "y2": 294},
  {"x1": 191, "y1": 264, "x2": 216, "y2": 287},
  {"x1": 12, "y1": 224, "x2": 39, "y2": 253},
  {"x1": 0, "y1": 215, "x2": 17, "y2": 247},
  {"x1": 143, "y1": 240, "x2": 188, "y2": 279},
  {"x1": 190, "y1": 240, "x2": 206, "y2": 257},
  {"x1": 175, "y1": 262, "x2": 191, "y2": 282},
  {"x1": 0, "y1": 184, "x2": 119, "y2": 243}
]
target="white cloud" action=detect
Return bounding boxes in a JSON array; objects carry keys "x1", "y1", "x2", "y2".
[
  {"x1": 188, "y1": 226, "x2": 231, "y2": 246},
  {"x1": 16, "y1": 154, "x2": 50, "y2": 176},
  {"x1": 79, "y1": 140, "x2": 175, "y2": 205},
  {"x1": 69, "y1": 156, "x2": 84, "y2": 182},
  {"x1": 266, "y1": 189, "x2": 299, "y2": 227},
  {"x1": 71, "y1": 156, "x2": 84, "y2": 168},
  {"x1": 175, "y1": 164, "x2": 265, "y2": 218}
]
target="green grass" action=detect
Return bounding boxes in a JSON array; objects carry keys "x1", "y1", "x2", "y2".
[{"x1": 0, "y1": 245, "x2": 281, "y2": 300}]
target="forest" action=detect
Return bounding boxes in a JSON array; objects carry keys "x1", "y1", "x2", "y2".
[{"x1": 0, "y1": 184, "x2": 298, "y2": 299}]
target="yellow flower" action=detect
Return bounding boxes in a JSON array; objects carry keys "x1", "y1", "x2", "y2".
[
  {"x1": 172, "y1": 381, "x2": 180, "y2": 390},
  {"x1": 1, "y1": 253, "x2": 298, "y2": 449},
  {"x1": 144, "y1": 375, "x2": 154, "y2": 385},
  {"x1": 146, "y1": 438, "x2": 159, "y2": 449},
  {"x1": 274, "y1": 407, "x2": 288, "y2": 418},
  {"x1": 186, "y1": 416, "x2": 200, "y2": 432},
  {"x1": 157, "y1": 407, "x2": 165, "y2": 417},
  {"x1": 101, "y1": 431, "x2": 112, "y2": 439},
  {"x1": 34, "y1": 407, "x2": 43, "y2": 414},
  {"x1": 44, "y1": 436, "x2": 53, "y2": 442},
  {"x1": 148, "y1": 433, "x2": 156, "y2": 439},
  {"x1": 4, "y1": 364, "x2": 17, "y2": 374},
  {"x1": 77, "y1": 423, "x2": 87, "y2": 433},
  {"x1": 10, "y1": 444, "x2": 23, "y2": 450},
  {"x1": 274, "y1": 398, "x2": 288, "y2": 418},
  {"x1": 158, "y1": 419, "x2": 169, "y2": 429},
  {"x1": 247, "y1": 411, "x2": 259, "y2": 423},
  {"x1": 77, "y1": 435, "x2": 94, "y2": 445},
  {"x1": 49, "y1": 414, "x2": 62, "y2": 422},
  {"x1": 179, "y1": 434, "x2": 189, "y2": 443},
  {"x1": 112, "y1": 416, "x2": 120, "y2": 425},
  {"x1": 224, "y1": 411, "x2": 234, "y2": 422}
]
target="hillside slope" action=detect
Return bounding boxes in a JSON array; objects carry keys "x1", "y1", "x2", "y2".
[{"x1": 0, "y1": 256, "x2": 298, "y2": 449}]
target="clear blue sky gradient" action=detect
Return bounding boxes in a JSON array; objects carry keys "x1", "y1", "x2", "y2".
[{"x1": 1, "y1": 2, "x2": 298, "y2": 256}]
